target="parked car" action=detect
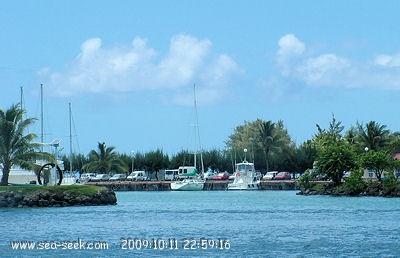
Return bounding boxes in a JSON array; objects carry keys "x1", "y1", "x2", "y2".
[
  {"x1": 213, "y1": 172, "x2": 230, "y2": 180},
  {"x1": 79, "y1": 173, "x2": 97, "y2": 183},
  {"x1": 127, "y1": 171, "x2": 148, "y2": 181},
  {"x1": 109, "y1": 174, "x2": 127, "y2": 181},
  {"x1": 203, "y1": 171, "x2": 216, "y2": 180},
  {"x1": 263, "y1": 171, "x2": 278, "y2": 180},
  {"x1": 90, "y1": 174, "x2": 111, "y2": 182},
  {"x1": 274, "y1": 172, "x2": 291, "y2": 180}
]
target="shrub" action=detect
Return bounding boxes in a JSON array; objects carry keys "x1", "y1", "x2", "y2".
[
  {"x1": 382, "y1": 171, "x2": 398, "y2": 196},
  {"x1": 298, "y1": 169, "x2": 312, "y2": 189},
  {"x1": 343, "y1": 169, "x2": 365, "y2": 196}
]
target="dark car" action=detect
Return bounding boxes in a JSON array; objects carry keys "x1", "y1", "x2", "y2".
[
  {"x1": 274, "y1": 172, "x2": 291, "y2": 180},
  {"x1": 213, "y1": 172, "x2": 230, "y2": 180}
]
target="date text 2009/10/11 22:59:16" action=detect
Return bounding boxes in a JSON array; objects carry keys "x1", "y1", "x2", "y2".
[{"x1": 120, "y1": 238, "x2": 231, "y2": 250}]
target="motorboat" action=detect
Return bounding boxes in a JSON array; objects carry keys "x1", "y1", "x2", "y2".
[{"x1": 227, "y1": 149, "x2": 261, "y2": 190}]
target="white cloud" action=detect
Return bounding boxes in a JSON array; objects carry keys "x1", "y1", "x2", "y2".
[
  {"x1": 275, "y1": 34, "x2": 400, "y2": 90},
  {"x1": 277, "y1": 34, "x2": 305, "y2": 76},
  {"x1": 277, "y1": 34, "x2": 305, "y2": 59},
  {"x1": 297, "y1": 54, "x2": 351, "y2": 86},
  {"x1": 374, "y1": 54, "x2": 400, "y2": 67},
  {"x1": 156, "y1": 34, "x2": 211, "y2": 88},
  {"x1": 42, "y1": 34, "x2": 240, "y2": 104}
]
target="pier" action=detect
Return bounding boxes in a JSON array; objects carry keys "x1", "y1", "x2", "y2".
[{"x1": 86, "y1": 180, "x2": 299, "y2": 191}]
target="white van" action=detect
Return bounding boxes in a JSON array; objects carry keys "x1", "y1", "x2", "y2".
[
  {"x1": 127, "y1": 171, "x2": 148, "y2": 181},
  {"x1": 164, "y1": 169, "x2": 179, "y2": 181}
]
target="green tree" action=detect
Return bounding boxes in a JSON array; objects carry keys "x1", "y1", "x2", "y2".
[
  {"x1": 293, "y1": 140, "x2": 317, "y2": 174},
  {"x1": 226, "y1": 119, "x2": 291, "y2": 172},
  {"x1": 314, "y1": 114, "x2": 344, "y2": 148},
  {"x1": 202, "y1": 149, "x2": 231, "y2": 172},
  {"x1": 0, "y1": 104, "x2": 54, "y2": 186},
  {"x1": 170, "y1": 150, "x2": 193, "y2": 169},
  {"x1": 61, "y1": 153, "x2": 88, "y2": 172},
  {"x1": 257, "y1": 120, "x2": 289, "y2": 172},
  {"x1": 315, "y1": 141, "x2": 357, "y2": 185},
  {"x1": 343, "y1": 169, "x2": 365, "y2": 195},
  {"x1": 82, "y1": 142, "x2": 127, "y2": 174},
  {"x1": 143, "y1": 149, "x2": 169, "y2": 179},
  {"x1": 359, "y1": 150, "x2": 394, "y2": 181},
  {"x1": 386, "y1": 132, "x2": 400, "y2": 155},
  {"x1": 356, "y1": 121, "x2": 389, "y2": 151}
]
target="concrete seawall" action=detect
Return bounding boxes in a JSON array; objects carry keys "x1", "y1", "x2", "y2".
[{"x1": 87, "y1": 180, "x2": 299, "y2": 191}]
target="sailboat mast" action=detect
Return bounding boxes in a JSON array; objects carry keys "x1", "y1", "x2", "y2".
[
  {"x1": 69, "y1": 102, "x2": 73, "y2": 173},
  {"x1": 20, "y1": 86, "x2": 24, "y2": 111},
  {"x1": 193, "y1": 84, "x2": 204, "y2": 173},
  {"x1": 40, "y1": 83, "x2": 44, "y2": 152}
]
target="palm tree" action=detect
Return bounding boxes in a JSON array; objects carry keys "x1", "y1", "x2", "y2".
[
  {"x1": 257, "y1": 120, "x2": 283, "y2": 172},
  {"x1": 83, "y1": 142, "x2": 127, "y2": 174},
  {"x1": 357, "y1": 121, "x2": 390, "y2": 151},
  {"x1": 0, "y1": 104, "x2": 54, "y2": 186}
]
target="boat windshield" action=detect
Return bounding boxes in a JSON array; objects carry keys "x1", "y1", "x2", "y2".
[{"x1": 236, "y1": 164, "x2": 254, "y2": 172}]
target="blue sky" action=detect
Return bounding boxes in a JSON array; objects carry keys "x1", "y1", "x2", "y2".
[{"x1": 2, "y1": 1, "x2": 400, "y2": 156}]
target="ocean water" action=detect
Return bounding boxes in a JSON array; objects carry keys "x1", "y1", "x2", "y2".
[{"x1": 1, "y1": 190, "x2": 400, "y2": 257}]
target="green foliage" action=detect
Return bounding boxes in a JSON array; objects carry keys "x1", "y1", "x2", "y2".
[
  {"x1": 292, "y1": 140, "x2": 317, "y2": 172},
  {"x1": 0, "y1": 185, "x2": 107, "y2": 196},
  {"x1": 356, "y1": 121, "x2": 390, "y2": 152},
  {"x1": 83, "y1": 142, "x2": 128, "y2": 173},
  {"x1": 382, "y1": 171, "x2": 398, "y2": 195},
  {"x1": 298, "y1": 169, "x2": 312, "y2": 189},
  {"x1": 0, "y1": 104, "x2": 54, "y2": 186},
  {"x1": 311, "y1": 183, "x2": 328, "y2": 192},
  {"x1": 314, "y1": 114, "x2": 344, "y2": 148},
  {"x1": 358, "y1": 150, "x2": 394, "y2": 181},
  {"x1": 202, "y1": 149, "x2": 231, "y2": 172},
  {"x1": 343, "y1": 169, "x2": 365, "y2": 196},
  {"x1": 143, "y1": 149, "x2": 169, "y2": 179},
  {"x1": 225, "y1": 119, "x2": 295, "y2": 172},
  {"x1": 316, "y1": 141, "x2": 357, "y2": 185},
  {"x1": 169, "y1": 150, "x2": 193, "y2": 168}
]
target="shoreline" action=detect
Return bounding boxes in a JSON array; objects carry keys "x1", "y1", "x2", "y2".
[{"x1": 0, "y1": 185, "x2": 117, "y2": 208}]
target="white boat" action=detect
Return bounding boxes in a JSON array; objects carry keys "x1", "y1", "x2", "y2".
[
  {"x1": 170, "y1": 177, "x2": 204, "y2": 191},
  {"x1": 171, "y1": 166, "x2": 204, "y2": 190},
  {"x1": 170, "y1": 85, "x2": 205, "y2": 191},
  {"x1": 228, "y1": 149, "x2": 261, "y2": 190}
]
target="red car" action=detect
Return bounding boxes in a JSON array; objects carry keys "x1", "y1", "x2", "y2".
[
  {"x1": 213, "y1": 172, "x2": 230, "y2": 180},
  {"x1": 274, "y1": 172, "x2": 291, "y2": 180}
]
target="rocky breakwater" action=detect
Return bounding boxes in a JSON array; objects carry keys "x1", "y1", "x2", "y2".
[{"x1": 0, "y1": 185, "x2": 117, "y2": 208}]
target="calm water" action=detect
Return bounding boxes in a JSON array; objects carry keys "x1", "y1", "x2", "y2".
[{"x1": 1, "y1": 190, "x2": 400, "y2": 257}]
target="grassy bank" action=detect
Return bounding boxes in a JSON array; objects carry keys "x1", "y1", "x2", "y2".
[{"x1": 0, "y1": 184, "x2": 108, "y2": 196}]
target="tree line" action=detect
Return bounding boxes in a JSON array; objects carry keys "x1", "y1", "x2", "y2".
[{"x1": 1, "y1": 103, "x2": 400, "y2": 186}]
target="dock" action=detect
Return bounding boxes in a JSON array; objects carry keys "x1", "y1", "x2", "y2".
[{"x1": 86, "y1": 180, "x2": 299, "y2": 191}]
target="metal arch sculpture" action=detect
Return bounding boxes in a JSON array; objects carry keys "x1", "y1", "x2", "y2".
[{"x1": 37, "y1": 163, "x2": 63, "y2": 185}]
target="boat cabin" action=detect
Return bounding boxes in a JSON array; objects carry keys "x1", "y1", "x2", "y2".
[
  {"x1": 178, "y1": 166, "x2": 198, "y2": 178},
  {"x1": 235, "y1": 161, "x2": 255, "y2": 173}
]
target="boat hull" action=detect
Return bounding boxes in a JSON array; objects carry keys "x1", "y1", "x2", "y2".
[
  {"x1": 227, "y1": 182, "x2": 260, "y2": 190},
  {"x1": 171, "y1": 179, "x2": 204, "y2": 191}
]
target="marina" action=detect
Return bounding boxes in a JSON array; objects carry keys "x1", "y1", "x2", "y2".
[{"x1": 86, "y1": 179, "x2": 299, "y2": 191}]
